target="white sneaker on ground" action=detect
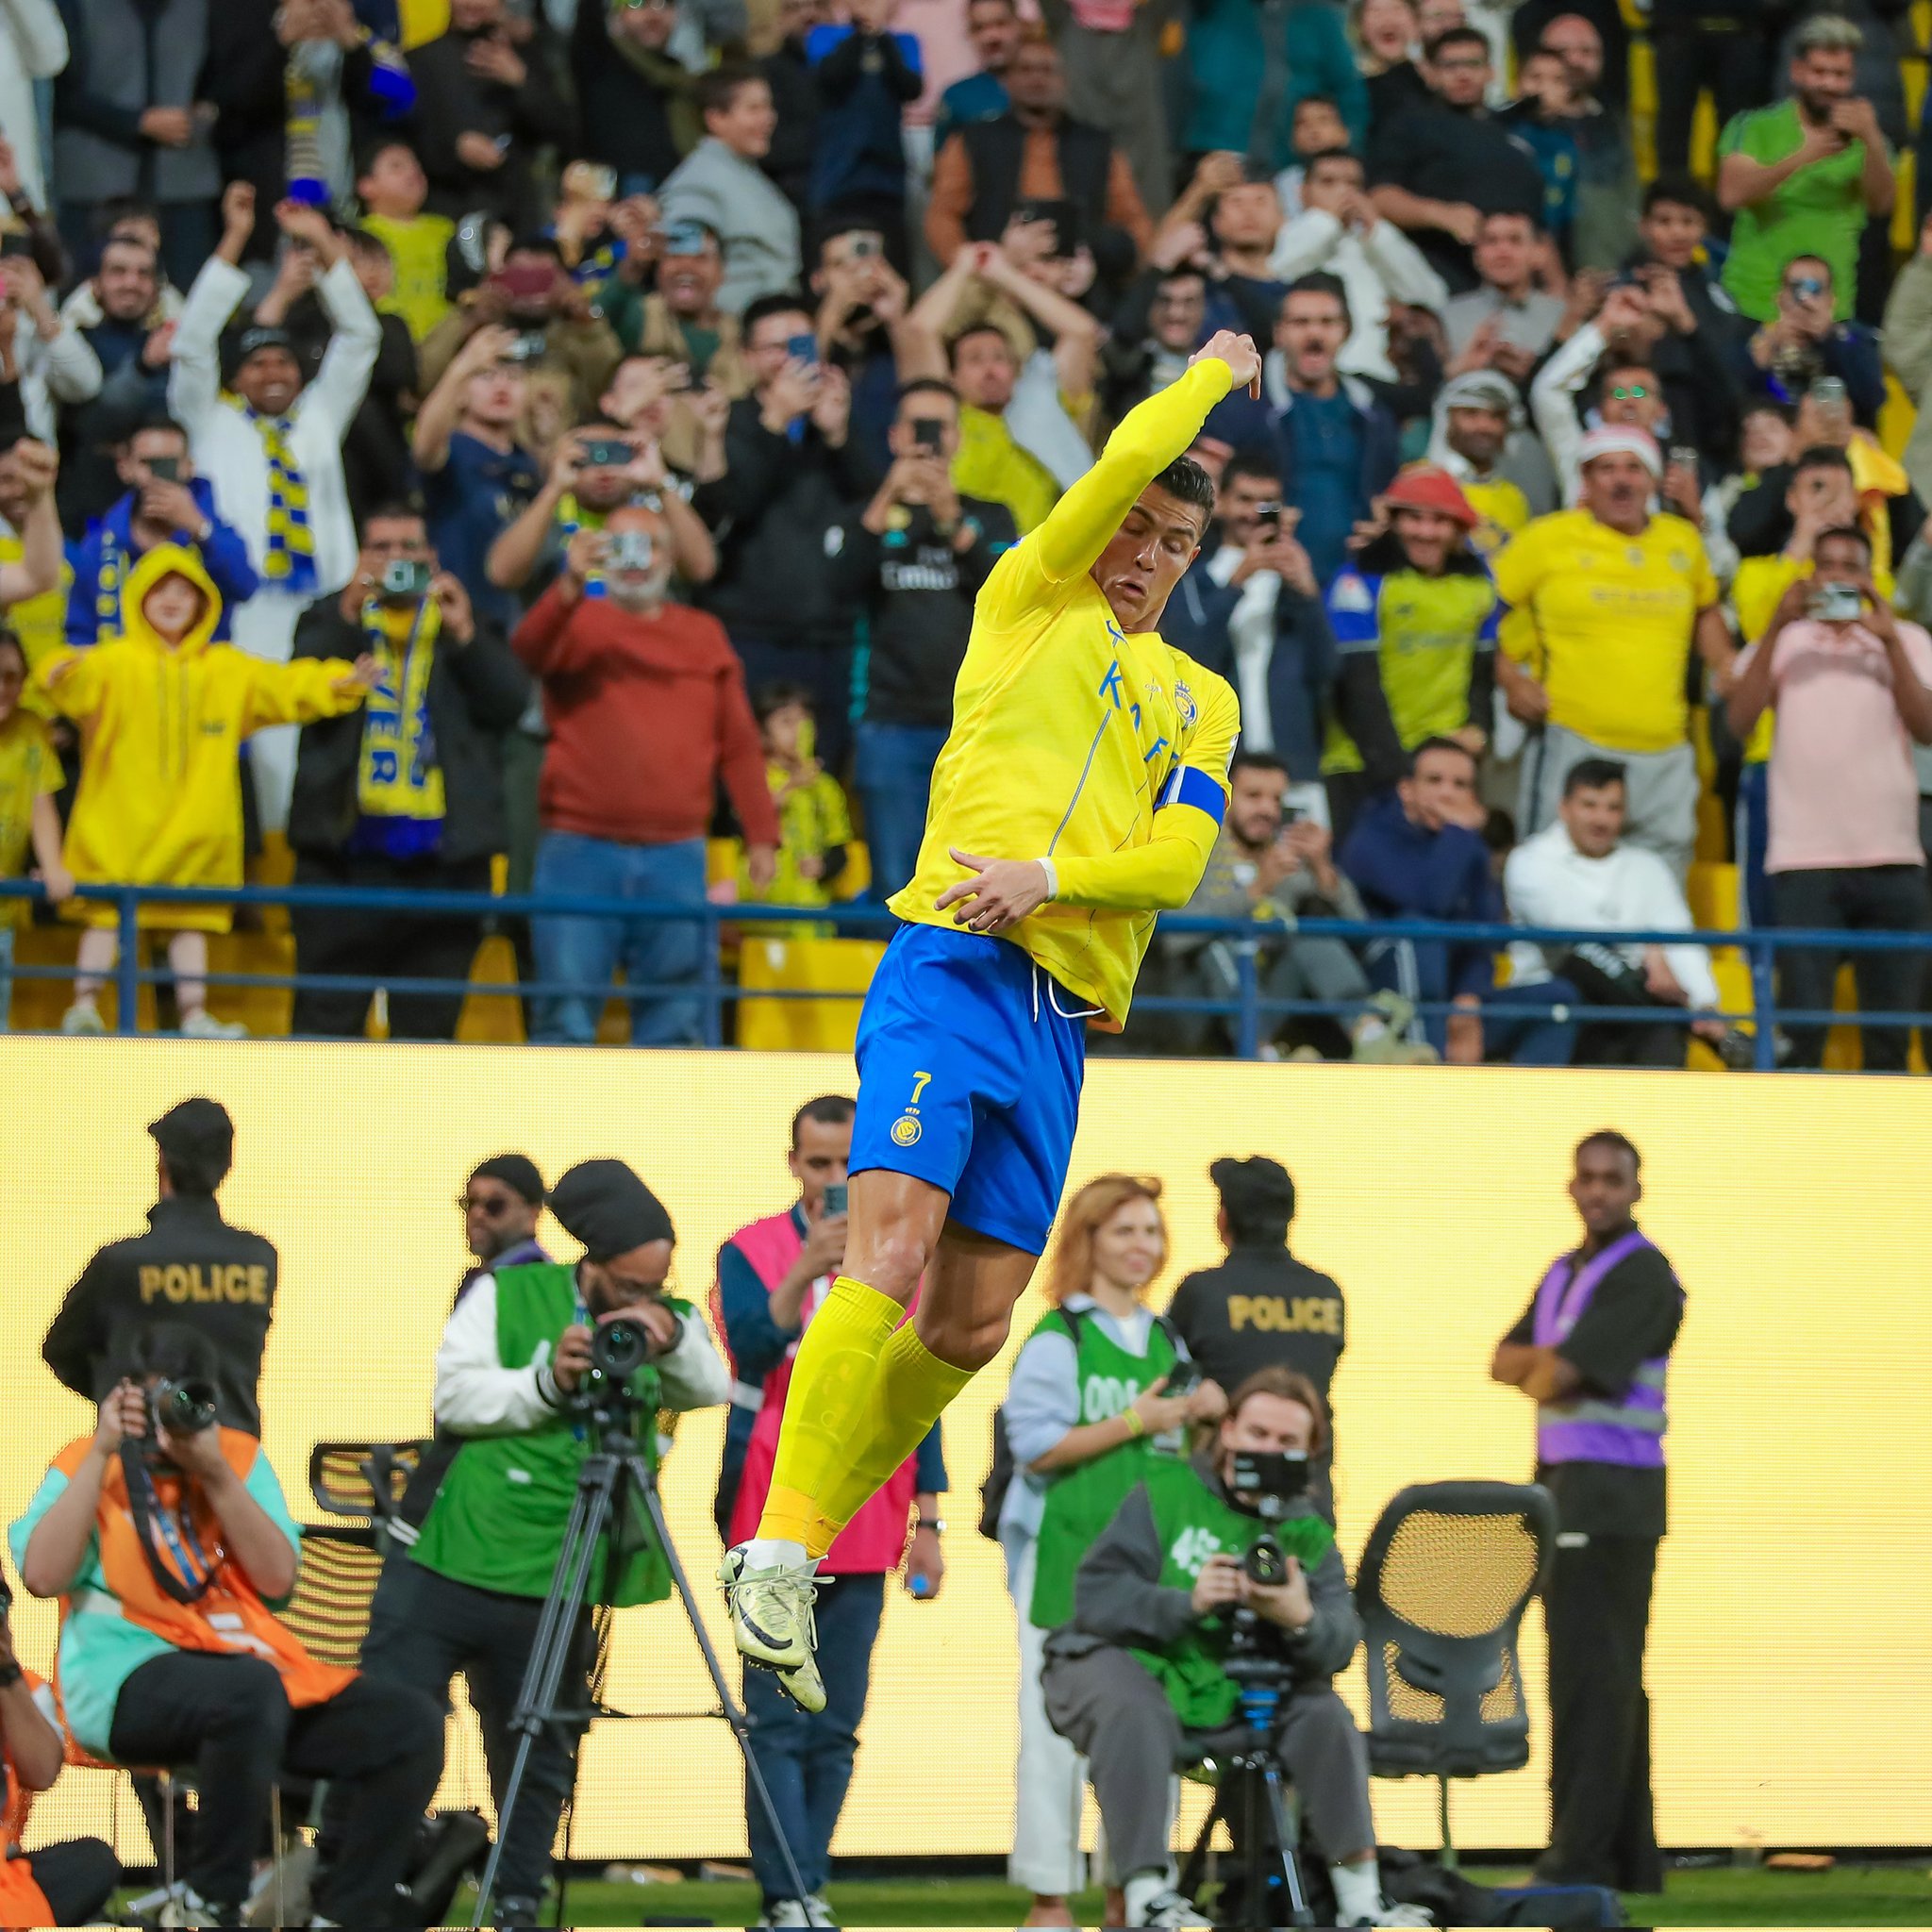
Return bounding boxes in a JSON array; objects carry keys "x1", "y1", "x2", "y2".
[
  {"x1": 719, "y1": 1543, "x2": 824, "y2": 1712},
  {"x1": 180, "y1": 1008, "x2": 247, "y2": 1039},
  {"x1": 1124, "y1": 1873, "x2": 1210, "y2": 1929},
  {"x1": 805, "y1": 1891, "x2": 839, "y2": 1925},
  {"x1": 764, "y1": 1898, "x2": 835, "y2": 1928},
  {"x1": 59, "y1": 1000, "x2": 104, "y2": 1034}
]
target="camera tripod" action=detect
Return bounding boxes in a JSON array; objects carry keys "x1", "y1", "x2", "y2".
[
  {"x1": 1175, "y1": 1632, "x2": 1313, "y2": 1931},
  {"x1": 471, "y1": 1390, "x2": 808, "y2": 1928}
]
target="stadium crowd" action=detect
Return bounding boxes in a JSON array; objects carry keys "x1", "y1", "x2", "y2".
[{"x1": 0, "y1": 0, "x2": 1930, "y2": 1066}]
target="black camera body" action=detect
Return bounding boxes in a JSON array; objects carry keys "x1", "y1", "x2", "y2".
[
  {"x1": 572, "y1": 1311, "x2": 664, "y2": 1415},
  {"x1": 148, "y1": 1376, "x2": 218, "y2": 1438}
]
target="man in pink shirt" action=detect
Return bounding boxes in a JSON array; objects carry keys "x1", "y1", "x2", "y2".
[{"x1": 1729, "y1": 524, "x2": 1932, "y2": 1071}]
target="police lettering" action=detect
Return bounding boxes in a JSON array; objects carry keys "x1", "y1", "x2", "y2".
[
  {"x1": 137, "y1": 1263, "x2": 270, "y2": 1307},
  {"x1": 1226, "y1": 1294, "x2": 1341, "y2": 1336}
]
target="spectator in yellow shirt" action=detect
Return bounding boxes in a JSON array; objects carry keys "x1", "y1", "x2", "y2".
[
  {"x1": 358, "y1": 140, "x2": 456, "y2": 342},
  {"x1": 740, "y1": 682, "x2": 853, "y2": 935},
  {"x1": 0, "y1": 629, "x2": 71, "y2": 1026},
  {"x1": 1493, "y1": 426, "x2": 1736, "y2": 880},
  {"x1": 38, "y1": 546, "x2": 375, "y2": 1039}
]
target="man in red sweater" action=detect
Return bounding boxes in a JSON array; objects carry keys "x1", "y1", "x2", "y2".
[{"x1": 514, "y1": 503, "x2": 779, "y2": 1044}]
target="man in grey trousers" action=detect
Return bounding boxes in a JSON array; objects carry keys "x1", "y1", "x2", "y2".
[{"x1": 1039, "y1": 1368, "x2": 1426, "y2": 1932}]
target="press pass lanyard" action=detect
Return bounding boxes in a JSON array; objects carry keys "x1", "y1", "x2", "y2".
[{"x1": 121, "y1": 1443, "x2": 217, "y2": 1605}]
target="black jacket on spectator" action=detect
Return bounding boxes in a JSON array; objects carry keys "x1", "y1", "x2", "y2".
[
  {"x1": 1368, "y1": 101, "x2": 1545, "y2": 293},
  {"x1": 704, "y1": 396, "x2": 877, "y2": 651},
  {"x1": 1640, "y1": 305, "x2": 1745, "y2": 471},
  {"x1": 344, "y1": 313, "x2": 421, "y2": 524},
  {"x1": 407, "y1": 22, "x2": 575, "y2": 228},
  {"x1": 286, "y1": 599, "x2": 531, "y2": 864},
  {"x1": 58, "y1": 316, "x2": 170, "y2": 533},
  {"x1": 1165, "y1": 1241, "x2": 1347, "y2": 1519},
  {"x1": 831, "y1": 497, "x2": 1016, "y2": 727},
  {"x1": 758, "y1": 34, "x2": 821, "y2": 215},
  {"x1": 959, "y1": 114, "x2": 1133, "y2": 285},
  {"x1": 1159, "y1": 529, "x2": 1341, "y2": 780},
  {"x1": 1726, "y1": 320, "x2": 1887, "y2": 429},
  {"x1": 42, "y1": 1195, "x2": 278, "y2": 1436},
  {"x1": 1728, "y1": 460, "x2": 1926, "y2": 564},
  {"x1": 572, "y1": 1, "x2": 693, "y2": 192}
]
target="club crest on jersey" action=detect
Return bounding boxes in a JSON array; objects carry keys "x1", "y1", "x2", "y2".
[{"x1": 1174, "y1": 679, "x2": 1199, "y2": 730}]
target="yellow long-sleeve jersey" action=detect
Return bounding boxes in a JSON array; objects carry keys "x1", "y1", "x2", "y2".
[{"x1": 889, "y1": 359, "x2": 1241, "y2": 1027}]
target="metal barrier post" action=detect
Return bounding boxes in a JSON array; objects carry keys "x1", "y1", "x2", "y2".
[
  {"x1": 1234, "y1": 943, "x2": 1260, "y2": 1061},
  {"x1": 115, "y1": 891, "x2": 140, "y2": 1035},
  {"x1": 1750, "y1": 933, "x2": 1777, "y2": 1074}
]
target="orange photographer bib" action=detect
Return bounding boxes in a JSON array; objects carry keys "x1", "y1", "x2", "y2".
[{"x1": 52, "y1": 1432, "x2": 351, "y2": 1708}]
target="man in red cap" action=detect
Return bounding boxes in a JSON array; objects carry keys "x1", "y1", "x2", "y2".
[{"x1": 1322, "y1": 463, "x2": 1499, "y2": 838}]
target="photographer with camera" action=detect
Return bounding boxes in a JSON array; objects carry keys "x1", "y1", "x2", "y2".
[
  {"x1": 42, "y1": 1100, "x2": 278, "y2": 1438},
  {"x1": 1041, "y1": 1368, "x2": 1425, "y2": 1932},
  {"x1": 0, "y1": 1577, "x2": 120, "y2": 1927},
  {"x1": 286, "y1": 502, "x2": 532, "y2": 1041},
  {"x1": 352, "y1": 1157, "x2": 728, "y2": 1929},
  {"x1": 8, "y1": 1324, "x2": 445, "y2": 1928}
]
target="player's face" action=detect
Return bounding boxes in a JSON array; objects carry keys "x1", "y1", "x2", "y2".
[{"x1": 1092, "y1": 483, "x2": 1205, "y2": 631}]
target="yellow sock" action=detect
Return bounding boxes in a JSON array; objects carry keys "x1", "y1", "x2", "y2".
[
  {"x1": 811, "y1": 1319, "x2": 975, "y2": 1545},
  {"x1": 758, "y1": 1274, "x2": 903, "y2": 1552}
]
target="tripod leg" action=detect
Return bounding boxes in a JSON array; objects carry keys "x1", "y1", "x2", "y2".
[
  {"x1": 473, "y1": 1459, "x2": 622, "y2": 1928},
  {"x1": 1259, "y1": 1764, "x2": 1310, "y2": 1929},
  {"x1": 631, "y1": 1457, "x2": 813, "y2": 1906}
]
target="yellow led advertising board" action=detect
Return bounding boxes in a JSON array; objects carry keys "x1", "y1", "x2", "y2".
[{"x1": 3, "y1": 1038, "x2": 1928, "y2": 1862}]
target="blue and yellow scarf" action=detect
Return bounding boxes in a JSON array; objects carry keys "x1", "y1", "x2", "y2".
[
  {"x1": 350, "y1": 599, "x2": 444, "y2": 859},
  {"x1": 244, "y1": 407, "x2": 317, "y2": 592}
]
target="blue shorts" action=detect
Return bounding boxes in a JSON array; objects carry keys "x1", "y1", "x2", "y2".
[{"x1": 849, "y1": 924, "x2": 1088, "y2": 1255}]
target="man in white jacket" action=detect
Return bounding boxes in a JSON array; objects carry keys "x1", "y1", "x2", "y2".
[
  {"x1": 1505, "y1": 755, "x2": 1736, "y2": 1066},
  {"x1": 1269, "y1": 150, "x2": 1446, "y2": 384},
  {"x1": 167, "y1": 181, "x2": 380, "y2": 830}
]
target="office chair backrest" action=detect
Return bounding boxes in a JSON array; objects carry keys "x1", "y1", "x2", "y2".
[
  {"x1": 308, "y1": 1439, "x2": 429, "y2": 1526},
  {"x1": 1355, "y1": 1481, "x2": 1555, "y2": 1779}
]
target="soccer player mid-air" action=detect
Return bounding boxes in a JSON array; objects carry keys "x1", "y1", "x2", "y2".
[{"x1": 721, "y1": 330, "x2": 1264, "y2": 1709}]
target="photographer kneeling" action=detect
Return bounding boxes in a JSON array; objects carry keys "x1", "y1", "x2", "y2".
[
  {"x1": 354, "y1": 1157, "x2": 729, "y2": 1928},
  {"x1": 8, "y1": 1327, "x2": 444, "y2": 1928},
  {"x1": 1041, "y1": 1369, "x2": 1426, "y2": 1932}
]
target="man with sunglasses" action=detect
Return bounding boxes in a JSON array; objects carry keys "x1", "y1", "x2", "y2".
[
  {"x1": 1738, "y1": 254, "x2": 1884, "y2": 425},
  {"x1": 459, "y1": 1154, "x2": 549, "y2": 1291}
]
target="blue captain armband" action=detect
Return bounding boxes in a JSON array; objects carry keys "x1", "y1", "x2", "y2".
[{"x1": 1157, "y1": 763, "x2": 1226, "y2": 823}]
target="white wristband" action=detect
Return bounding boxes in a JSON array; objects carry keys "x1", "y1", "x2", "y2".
[{"x1": 1038, "y1": 857, "x2": 1058, "y2": 901}]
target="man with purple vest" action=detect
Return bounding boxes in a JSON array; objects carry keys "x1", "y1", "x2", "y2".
[
  {"x1": 1491, "y1": 1129, "x2": 1683, "y2": 1898},
  {"x1": 713, "y1": 1094, "x2": 947, "y2": 1928}
]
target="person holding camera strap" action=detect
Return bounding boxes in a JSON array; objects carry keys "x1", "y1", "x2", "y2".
[
  {"x1": 1040, "y1": 1368, "x2": 1424, "y2": 1932},
  {"x1": 8, "y1": 1324, "x2": 445, "y2": 1928},
  {"x1": 285, "y1": 500, "x2": 531, "y2": 1041},
  {"x1": 349, "y1": 1158, "x2": 728, "y2": 1929}
]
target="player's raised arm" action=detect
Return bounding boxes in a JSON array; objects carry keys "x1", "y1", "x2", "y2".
[{"x1": 1028, "y1": 331, "x2": 1263, "y2": 587}]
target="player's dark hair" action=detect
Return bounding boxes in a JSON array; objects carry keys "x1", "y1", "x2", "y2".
[
  {"x1": 1642, "y1": 175, "x2": 1712, "y2": 224},
  {"x1": 791, "y1": 1094, "x2": 857, "y2": 1148},
  {"x1": 741, "y1": 291, "x2": 815, "y2": 343},
  {"x1": 753, "y1": 680, "x2": 815, "y2": 724},
  {"x1": 946, "y1": 321, "x2": 1013, "y2": 367},
  {"x1": 1424, "y1": 24, "x2": 1490, "y2": 61},
  {"x1": 1302, "y1": 146, "x2": 1363, "y2": 178},
  {"x1": 1562, "y1": 758, "x2": 1627, "y2": 797},
  {"x1": 698, "y1": 62, "x2": 764, "y2": 122},
  {"x1": 1284, "y1": 271, "x2": 1352, "y2": 333},
  {"x1": 1575, "y1": 1129, "x2": 1641, "y2": 1174},
  {"x1": 1152, "y1": 455, "x2": 1216, "y2": 529},
  {"x1": 897, "y1": 376, "x2": 959, "y2": 408}
]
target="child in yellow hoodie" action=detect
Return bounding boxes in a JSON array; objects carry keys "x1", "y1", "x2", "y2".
[{"x1": 39, "y1": 544, "x2": 375, "y2": 1037}]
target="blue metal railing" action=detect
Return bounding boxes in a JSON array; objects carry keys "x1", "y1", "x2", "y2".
[{"x1": 3, "y1": 878, "x2": 1929, "y2": 1073}]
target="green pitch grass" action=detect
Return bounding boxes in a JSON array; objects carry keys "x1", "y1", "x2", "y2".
[{"x1": 446, "y1": 1860, "x2": 1932, "y2": 1926}]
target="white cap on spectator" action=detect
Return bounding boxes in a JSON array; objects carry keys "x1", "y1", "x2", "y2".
[{"x1": 1577, "y1": 425, "x2": 1663, "y2": 478}]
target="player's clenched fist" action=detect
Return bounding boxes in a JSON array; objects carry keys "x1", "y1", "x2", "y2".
[{"x1": 1191, "y1": 329, "x2": 1262, "y2": 399}]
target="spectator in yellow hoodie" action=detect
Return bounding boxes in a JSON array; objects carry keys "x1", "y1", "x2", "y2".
[{"x1": 39, "y1": 544, "x2": 375, "y2": 1039}]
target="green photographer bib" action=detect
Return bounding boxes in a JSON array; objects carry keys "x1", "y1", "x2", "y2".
[
  {"x1": 410, "y1": 1261, "x2": 677, "y2": 1607},
  {"x1": 1027, "y1": 1307, "x2": 1181, "y2": 1631},
  {"x1": 1129, "y1": 1458, "x2": 1336, "y2": 1730}
]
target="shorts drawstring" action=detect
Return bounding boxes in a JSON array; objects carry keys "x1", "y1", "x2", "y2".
[{"x1": 1031, "y1": 959, "x2": 1103, "y2": 1024}]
